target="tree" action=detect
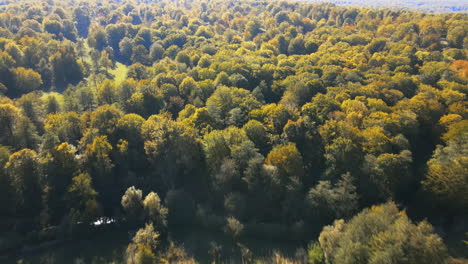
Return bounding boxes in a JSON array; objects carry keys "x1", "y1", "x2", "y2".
[
  {"x1": 0, "y1": 145, "x2": 13, "y2": 217},
  {"x1": 367, "y1": 39, "x2": 386, "y2": 54},
  {"x1": 265, "y1": 143, "x2": 305, "y2": 223},
  {"x1": 126, "y1": 223, "x2": 160, "y2": 264},
  {"x1": 249, "y1": 103, "x2": 293, "y2": 134},
  {"x1": 179, "y1": 76, "x2": 198, "y2": 99},
  {"x1": 363, "y1": 150, "x2": 413, "y2": 200},
  {"x1": 265, "y1": 143, "x2": 304, "y2": 183},
  {"x1": 0, "y1": 103, "x2": 20, "y2": 146},
  {"x1": 44, "y1": 112, "x2": 82, "y2": 144},
  {"x1": 62, "y1": 19, "x2": 78, "y2": 41},
  {"x1": 319, "y1": 202, "x2": 448, "y2": 264},
  {"x1": 419, "y1": 61, "x2": 451, "y2": 85},
  {"x1": 224, "y1": 216, "x2": 244, "y2": 241},
  {"x1": 74, "y1": 7, "x2": 91, "y2": 37},
  {"x1": 97, "y1": 80, "x2": 117, "y2": 105},
  {"x1": 308, "y1": 242, "x2": 325, "y2": 264},
  {"x1": 88, "y1": 26, "x2": 108, "y2": 51},
  {"x1": 447, "y1": 25, "x2": 465, "y2": 49},
  {"x1": 43, "y1": 19, "x2": 63, "y2": 38},
  {"x1": 43, "y1": 142, "x2": 79, "y2": 224},
  {"x1": 121, "y1": 186, "x2": 144, "y2": 223},
  {"x1": 288, "y1": 35, "x2": 306, "y2": 55},
  {"x1": 127, "y1": 63, "x2": 150, "y2": 81},
  {"x1": 126, "y1": 244, "x2": 158, "y2": 264},
  {"x1": 119, "y1": 37, "x2": 134, "y2": 64},
  {"x1": 142, "y1": 115, "x2": 205, "y2": 192},
  {"x1": 0, "y1": 82, "x2": 6, "y2": 95},
  {"x1": 149, "y1": 43, "x2": 164, "y2": 62},
  {"x1": 422, "y1": 120, "x2": 468, "y2": 213},
  {"x1": 84, "y1": 135, "x2": 114, "y2": 179},
  {"x1": 302, "y1": 94, "x2": 340, "y2": 124},
  {"x1": 67, "y1": 173, "x2": 100, "y2": 225},
  {"x1": 323, "y1": 136, "x2": 362, "y2": 180},
  {"x1": 105, "y1": 23, "x2": 127, "y2": 53},
  {"x1": 175, "y1": 51, "x2": 191, "y2": 66},
  {"x1": 44, "y1": 94, "x2": 61, "y2": 114},
  {"x1": 131, "y1": 45, "x2": 150, "y2": 65},
  {"x1": 245, "y1": 19, "x2": 262, "y2": 40},
  {"x1": 50, "y1": 46, "x2": 83, "y2": 89},
  {"x1": 307, "y1": 173, "x2": 358, "y2": 223},
  {"x1": 84, "y1": 135, "x2": 115, "y2": 212},
  {"x1": 12, "y1": 67, "x2": 42, "y2": 95},
  {"x1": 116, "y1": 113, "x2": 145, "y2": 144},
  {"x1": 5, "y1": 149, "x2": 42, "y2": 218},
  {"x1": 243, "y1": 119, "x2": 269, "y2": 153},
  {"x1": 143, "y1": 192, "x2": 168, "y2": 229},
  {"x1": 202, "y1": 126, "x2": 257, "y2": 181},
  {"x1": 99, "y1": 51, "x2": 114, "y2": 75},
  {"x1": 89, "y1": 104, "x2": 123, "y2": 136},
  {"x1": 206, "y1": 86, "x2": 260, "y2": 126}
]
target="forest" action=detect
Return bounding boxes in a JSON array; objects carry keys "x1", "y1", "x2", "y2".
[{"x1": 0, "y1": 0, "x2": 466, "y2": 263}]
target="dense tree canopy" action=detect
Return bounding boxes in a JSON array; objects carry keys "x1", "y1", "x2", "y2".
[{"x1": 0, "y1": 0, "x2": 466, "y2": 262}]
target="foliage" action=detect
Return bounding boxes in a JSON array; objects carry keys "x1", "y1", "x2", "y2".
[
  {"x1": 0, "y1": 0, "x2": 465, "y2": 261},
  {"x1": 319, "y1": 202, "x2": 449, "y2": 264},
  {"x1": 121, "y1": 186, "x2": 143, "y2": 223}
]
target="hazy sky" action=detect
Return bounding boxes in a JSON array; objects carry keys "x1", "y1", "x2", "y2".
[{"x1": 303, "y1": 0, "x2": 468, "y2": 13}]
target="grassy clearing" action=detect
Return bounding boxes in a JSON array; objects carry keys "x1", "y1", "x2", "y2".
[{"x1": 110, "y1": 62, "x2": 128, "y2": 84}]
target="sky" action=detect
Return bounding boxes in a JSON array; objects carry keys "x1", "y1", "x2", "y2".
[{"x1": 303, "y1": 0, "x2": 468, "y2": 13}]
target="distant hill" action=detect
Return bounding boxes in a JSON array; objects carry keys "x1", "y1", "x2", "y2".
[{"x1": 304, "y1": 0, "x2": 468, "y2": 13}]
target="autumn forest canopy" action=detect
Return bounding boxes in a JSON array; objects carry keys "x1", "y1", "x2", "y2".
[{"x1": 0, "y1": 0, "x2": 466, "y2": 263}]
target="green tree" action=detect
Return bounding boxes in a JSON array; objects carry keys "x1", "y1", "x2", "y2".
[
  {"x1": 149, "y1": 43, "x2": 164, "y2": 62},
  {"x1": 288, "y1": 35, "x2": 306, "y2": 55},
  {"x1": 249, "y1": 103, "x2": 293, "y2": 134},
  {"x1": 126, "y1": 223, "x2": 160, "y2": 264},
  {"x1": 73, "y1": 7, "x2": 91, "y2": 37},
  {"x1": 225, "y1": 216, "x2": 244, "y2": 241},
  {"x1": 319, "y1": 202, "x2": 448, "y2": 264},
  {"x1": 131, "y1": 45, "x2": 150, "y2": 65},
  {"x1": 43, "y1": 142, "x2": 79, "y2": 224},
  {"x1": 5, "y1": 149, "x2": 42, "y2": 218},
  {"x1": 265, "y1": 143, "x2": 304, "y2": 183},
  {"x1": 13, "y1": 116, "x2": 40, "y2": 149},
  {"x1": 119, "y1": 37, "x2": 134, "y2": 64},
  {"x1": 308, "y1": 242, "x2": 325, "y2": 264},
  {"x1": 206, "y1": 86, "x2": 260, "y2": 126},
  {"x1": 89, "y1": 104, "x2": 123, "y2": 136},
  {"x1": 419, "y1": 61, "x2": 452, "y2": 85},
  {"x1": 0, "y1": 145, "x2": 13, "y2": 217},
  {"x1": 88, "y1": 26, "x2": 108, "y2": 51},
  {"x1": 12, "y1": 67, "x2": 42, "y2": 95},
  {"x1": 50, "y1": 45, "x2": 83, "y2": 89},
  {"x1": 422, "y1": 120, "x2": 468, "y2": 213},
  {"x1": 43, "y1": 19, "x2": 63, "y2": 38},
  {"x1": 307, "y1": 173, "x2": 358, "y2": 223},
  {"x1": 121, "y1": 186, "x2": 144, "y2": 223},
  {"x1": 97, "y1": 80, "x2": 118, "y2": 105},
  {"x1": 0, "y1": 103, "x2": 20, "y2": 146},
  {"x1": 243, "y1": 119, "x2": 269, "y2": 153},
  {"x1": 142, "y1": 115, "x2": 205, "y2": 191},
  {"x1": 67, "y1": 173, "x2": 101, "y2": 225},
  {"x1": 363, "y1": 150, "x2": 413, "y2": 200},
  {"x1": 143, "y1": 192, "x2": 168, "y2": 228},
  {"x1": 44, "y1": 112, "x2": 82, "y2": 144}
]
